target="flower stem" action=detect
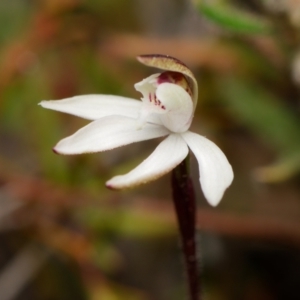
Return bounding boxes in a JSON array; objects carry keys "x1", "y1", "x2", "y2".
[{"x1": 171, "y1": 155, "x2": 199, "y2": 300}]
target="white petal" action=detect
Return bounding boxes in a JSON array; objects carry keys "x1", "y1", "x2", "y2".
[
  {"x1": 39, "y1": 95, "x2": 142, "y2": 120},
  {"x1": 54, "y1": 116, "x2": 169, "y2": 154},
  {"x1": 181, "y1": 131, "x2": 234, "y2": 206},
  {"x1": 156, "y1": 83, "x2": 193, "y2": 133},
  {"x1": 106, "y1": 133, "x2": 188, "y2": 189}
]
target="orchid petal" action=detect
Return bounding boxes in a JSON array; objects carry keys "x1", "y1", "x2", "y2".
[
  {"x1": 39, "y1": 95, "x2": 142, "y2": 120},
  {"x1": 106, "y1": 133, "x2": 188, "y2": 189},
  {"x1": 181, "y1": 131, "x2": 234, "y2": 206},
  {"x1": 54, "y1": 116, "x2": 169, "y2": 155},
  {"x1": 156, "y1": 83, "x2": 193, "y2": 133}
]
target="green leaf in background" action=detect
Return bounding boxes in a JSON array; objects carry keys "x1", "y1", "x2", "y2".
[
  {"x1": 195, "y1": 0, "x2": 271, "y2": 34},
  {"x1": 81, "y1": 206, "x2": 175, "y2": 238},
  {"x1": 0, "y1": 0, "x2": 32, "y2": 43},
  {"x1": 218, "y1": 76, "x2": 300, "y2": 182}
]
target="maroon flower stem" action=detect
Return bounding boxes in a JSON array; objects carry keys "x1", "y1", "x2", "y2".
[{"x1": 171, "y1": 156, "x2": 199, "y2": 300}]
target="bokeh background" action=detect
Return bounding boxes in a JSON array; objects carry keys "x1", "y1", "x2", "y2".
[{"x1": 1, "y1": 0, "x2": 300, "y2": 299}]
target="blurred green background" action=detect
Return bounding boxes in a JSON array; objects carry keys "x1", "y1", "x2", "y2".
[{"x1": 1, "y1": 0, "x2": 300, "y2": 299}]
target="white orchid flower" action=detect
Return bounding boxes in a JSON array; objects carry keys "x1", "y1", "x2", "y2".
[{"x1": 39, "y1": 54, "x2": 233, "y2": 206}]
